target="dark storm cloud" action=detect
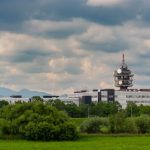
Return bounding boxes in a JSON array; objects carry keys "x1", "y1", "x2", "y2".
[
  {"x1": 22, "y1": 61, "x2": 83, "y2": 75},
  {"x1": 0, "y1": 0, "x2": 36, "y2": 29},
  {"x1": 127, "y1": 54, "x2": 150, "y2": 78},
  {"x1": 138, "y1": 53, "x2": 150, "y2": 59},
  {"x1": 14, "y1": 52, "x2": 83, "y2": 75},
  {"x1": 81, "y1": 40, "x2": 129, "y2": 53},
  {"x1": 36, "y1": 28, "x2": 86, "y2": 39},
  {"x1": 21, "y1": 64, "x2": 51, "y2": 74},
  {"x1": 10, "y1": 49, "x2": 52, "y2": 63},
  {"x1": 1, "y1": 0, "x2": 150, "y2": 32},
  {"x1": 36, "y1": 0, "x2": 139, "y2": 25}
]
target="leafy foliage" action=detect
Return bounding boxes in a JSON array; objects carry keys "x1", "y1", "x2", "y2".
[
  {"x1": 0, "y1": 101, "x2": 78, "y2": 141},
  {"x1": 135, "y1": 115, "x2": 150, "y2": 133},
  {"x1": 124, "y1": 118, "x2": 138, "y2": 133},
  {"x1": 89, "y1": 102, "x2": 121, "y2": 117},
  {"x1": 2, "y1": 98, "x2": 150, "y2": 136},
  {"x1": 0, "y1": 100, "x2": 9, "y2": 108},
  {"x1": 125, "y1": 102, "x2": 140, "y2": 117},
  {"x1": 80, "y1": 117, "x2": 109, "y2": 133},
  {"x1": 109, "y1": 112, "x2": 126, "y2": 133}
]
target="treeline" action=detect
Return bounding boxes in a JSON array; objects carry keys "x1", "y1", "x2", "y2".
[
  {"x1": 1, "y1": 98, "x2": 150, "y2": 118},
  {"x1": 45, "y1": 99, "x2": 150, "y2": 118},
  {"x1": 1, "y1": 98, "x2": 150, "y2": 140},
  {"x1": 46, "y1": 99, "x2": 121, "y2": 118}
]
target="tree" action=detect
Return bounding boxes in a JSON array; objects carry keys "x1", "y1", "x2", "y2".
[
  {"x1": 0, "y1": 102, "x2": 78, "y2": 141},
  {"x1": 31, "y1": 96, "x2": 43, "y2": 102},
  {"x1": 136, "y1": 115, "x2": 150, "y2": 133},
  {"x1": 139, "y1": 105, "x2": 150, "y2": 115},
  {"x1": 24, "y1": 121, "x2": 57, "y2": 140},
  {"x1": 125, "y1": 102, "x2": 140, "y2": 117},
  {"x1": 78, "y1": 104, "x2": 89, "y2": 118},
  {"x1": 109, "y1": 112, "x2": 126, "y2": 133},
  {"x1": 65, "y1": 103, "x2": 80, "y2": 118},
  {"x1": 124, "y1": 118, "x2": 138, "y2": 133},
  {"x1": 46, "y1": 99, "x2": 65, "y2": 111},
  {"x1": 90, "y1": 101, "x2": 121, "y2": 117},
  {"x1": 0, "y1": 100, "x2": 9, "y2": 108},
  {"x1": 80, "y1": 117, "x2": 109, "y2": 134}
]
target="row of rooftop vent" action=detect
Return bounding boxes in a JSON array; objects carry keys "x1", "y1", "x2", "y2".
[{"x1": 8, "y1": 95, "x2": 59, "y2": 98}]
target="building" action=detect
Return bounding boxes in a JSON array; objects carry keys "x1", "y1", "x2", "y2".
[
  {"x1": 100, "y1": 88, "x2": 150, "y2": 108},
  {"x1": 65, "y1": 54, "x2": 150, "y2": 108},
  {"x1": 0, "y1": 95, "x2": 30, "y2": 103},
  {"x1": 100, "y1": 54, "x2": 150, "y2": 108},
  {"x1": 66, "y1": 89, "x2": 99, "y2": 106}
]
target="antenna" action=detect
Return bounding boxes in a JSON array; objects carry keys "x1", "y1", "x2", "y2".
[
  {"x1": 122, "y1": 53, "x2": 125, "y2": 64},
  {"x1": 114, "y1": 53, "x2": 134, "y2": 90}
]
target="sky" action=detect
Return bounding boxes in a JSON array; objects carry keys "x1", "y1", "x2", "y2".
[{"x1": 0, "y1": 0, "x2": 150, "y2": 94}]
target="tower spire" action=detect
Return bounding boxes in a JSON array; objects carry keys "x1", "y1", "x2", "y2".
[
  {"x1": 114, "y1": 54, "x2": 134, "y2": 90},
  {"x1": 122, "y1": 53, "x2": 125, "y2": 64}
]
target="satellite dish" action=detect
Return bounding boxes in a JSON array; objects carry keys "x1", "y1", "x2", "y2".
[
  {"x1": 119, "y1": 80, "x2": 122, "y2": 85},
  {"x1": 117, "y1": 69, "x2": 122, "y2": 74}
]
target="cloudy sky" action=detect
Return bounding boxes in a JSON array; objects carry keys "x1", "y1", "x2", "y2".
[{"x1": 0, "y1": 0, "x2": 150, "y2": 94}]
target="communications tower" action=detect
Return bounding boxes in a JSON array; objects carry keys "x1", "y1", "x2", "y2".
[{"x1": 113, "y1": 54, "x2": 134, "y2": 90}]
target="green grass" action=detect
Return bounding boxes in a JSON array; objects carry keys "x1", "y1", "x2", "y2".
[{"x1": 1, "y1": 135, "x2": 150, "y2": 150}]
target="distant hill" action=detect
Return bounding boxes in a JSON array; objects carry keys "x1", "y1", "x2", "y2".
[{"x1": 0, "y1": 87, "x2": 51, "y2": 97}]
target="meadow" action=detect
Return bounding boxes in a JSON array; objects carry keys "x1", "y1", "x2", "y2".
[{"x1": 1, "y1": 135, "x2": 150, "y2": 150}]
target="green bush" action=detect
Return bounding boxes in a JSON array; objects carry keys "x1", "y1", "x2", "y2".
[
  {"x1": 100, "y1": 126, "x2": 109, "y2": 134},
  {"x1": 57, "y1": 122, "x2": 78, "y2": 140},
  {"x1": 24, "y1": 122, "x2": 57, "y2": 141},
  {"x1": 0, "y1": 100, "x2": 9, "y2": 108},
  {"x1": 0, "y1": 119, "x2": 11, "y2": 135},
  {"x1": 109, "y1": 112, "x2": 126, "y2": 133},
  {"x1": 80, "y1": 117, "x2": 109, "y2": 133},
  {"x1": 135, "y1": 115, "x2": 150, "y2": 133},
  {"x1": 124, "y1": 118, "x2": 138, "y2": 133},
  {"x1": 0, "y1": 102, "x2": 78, "y2": 141},
  {"x1": 23, "y1": 121, "x2": 78, "y2": 141}
]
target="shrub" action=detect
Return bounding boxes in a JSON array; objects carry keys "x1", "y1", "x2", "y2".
[
  {"x1": 100, "y1": 126, "x2": 110, "y2": 134},
  {"x1": 80, "y1": 117, "x2": 109, "y2": 133},
  {"x1": 125, "y1": 102, "x2": 140, "y2": 117},
  {"x1": 0, "y1": 102, "x2": 78, "y2": 141},
  {"x1": 0, "y1": 119, "x2": 11, "y2": 135},
  {"x1": 24, "y1": 122, "x2": 57, "y2": 141},
  {"x1": 57, "y1": 122, "x2": 78, "y2": 140},
  {"x1": 124, "y1": 118, "x2": 138, "y2": 133},
  {"x1": 0, "y1": 100, "x2": 9, "y2": 108},
  {"x1": 109, "y1": 112, "x2": 126, "y2": 133},
  {"x1": 23, "y1": 121, "x2": 78, "y2": 141},
  {"x1": 135, "y1": 115, "x2": 150, "y2": 133}
]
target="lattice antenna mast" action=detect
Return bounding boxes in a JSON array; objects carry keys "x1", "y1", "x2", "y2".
[
  {"x1": 113, "y1": 53, "x2": 134, "y2": 90},
  {"x1": 122, "y1": 53, "x2": 125, "y2": 64}
]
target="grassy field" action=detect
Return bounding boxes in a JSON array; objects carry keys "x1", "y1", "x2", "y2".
[{"x1": 1, "y1": 135, "x2": 150, "y2": 150}]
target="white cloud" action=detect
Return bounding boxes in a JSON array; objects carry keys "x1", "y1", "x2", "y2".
[
  {"x1": 24, "y1": 18, "x2": 90, "y2": 33},
  {"x1": 0, "y1": 31, "x2": 60, "y2": 56},
  {"x1": 87, "y1": 0, "x2": 124, "y2": 7},
  {"x1": 78, "y1": 24, "x2": 115, "y2": 43},
  {"x1": 2, "y1": 0, "x2": 150, "y2": 95},
  {"x1": 1, "y1": 18, "x2": 150, "y2": 94},
  {"x1": 99, "y1": 81, "x2": 112, "y2": 89}
]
